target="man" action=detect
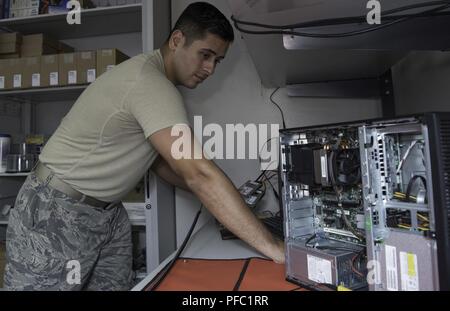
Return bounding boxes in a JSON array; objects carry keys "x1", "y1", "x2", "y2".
[{"x1": 4, "y1": 2, "x2": 284, "y2": 291}]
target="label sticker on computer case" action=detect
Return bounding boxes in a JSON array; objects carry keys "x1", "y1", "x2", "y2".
[
  {"x1": 0, "y1": 76, "x2": 4, "y2": 89},
  {"x1": 385, "y1": 244, "x2": 399, "y2": 291},
  {"x1": 400, "y1": 252, "x2": 419, "y2": 291},
  {"x1": 307, "y1": 254, "x2": 332, "y2": 285}
]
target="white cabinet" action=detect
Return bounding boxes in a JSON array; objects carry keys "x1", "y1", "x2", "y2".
[{"x1": 0, "y1": 0, "x2": 175, "y2": 276}]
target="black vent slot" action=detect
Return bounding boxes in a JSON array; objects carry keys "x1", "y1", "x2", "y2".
[{"x1": 439, "y1": 120, "x2": 450, "y2": 241}]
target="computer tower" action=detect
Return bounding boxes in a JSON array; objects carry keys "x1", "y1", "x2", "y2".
[{"x1": 279, "y1": 112, "x2": 450, "y2": 291}]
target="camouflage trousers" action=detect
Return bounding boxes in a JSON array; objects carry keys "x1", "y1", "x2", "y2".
[{"x1": 3, "y1": 172, "x2": 133, "y2": 291}]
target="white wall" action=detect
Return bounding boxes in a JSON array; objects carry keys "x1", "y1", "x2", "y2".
[
  {"x1": 172, "y1": 0, "x2": 382, "y2": 246},
  {"x1": 392, "y1": 51, "x2": 450, "y2": 115}
]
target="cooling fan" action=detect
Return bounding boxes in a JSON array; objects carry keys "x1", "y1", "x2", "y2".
[{"x1": 329, "y1": 148, "x2": 361, "y2": 186}]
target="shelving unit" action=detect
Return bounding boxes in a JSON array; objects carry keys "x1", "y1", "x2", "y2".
[
  {"x1": 0, "y1": 4, "x2": 142, "y2": 39},
  {"x1": 0, "y1": 85, "x2": 88, "y2": 102}
]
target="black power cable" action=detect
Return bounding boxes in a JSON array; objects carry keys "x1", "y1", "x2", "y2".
[
  {"x1": 305, "y1": 233, "x2": 317, "y2": 248},
  {"x1": 269, "y1": 87, "x2": 286, "y2": 130},
  {"x1": 255, "y1": 171, "x2": 265, "y2": 182},
  {"x1": 256, "y1": 136, "x2": 281, "y2": 201},
  {"x1": 263, "y1": 170, "x2": 280, "y2": 201},
  {"x1": 147, "y1": 205, "x2": 203, "y2": 291}
]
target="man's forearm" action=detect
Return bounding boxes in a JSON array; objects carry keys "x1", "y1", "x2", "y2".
[
  {"x1": 151, "y1": 157, "x2": 191, "y2": 191},
  {"x1": 185, "y1": 163, "x2": 284, "y2": 263},
  {"x1": 148, "y1": 128, "x2": 284, "y2": 263}
]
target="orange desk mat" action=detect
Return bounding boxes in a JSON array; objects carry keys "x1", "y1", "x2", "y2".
[{"x1": 145, "y1": 258, "x2": 306, "y2": 291}]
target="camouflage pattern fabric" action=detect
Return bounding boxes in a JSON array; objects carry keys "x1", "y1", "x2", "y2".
[{"x1": 3, "y1": 173, "x2": 133, "y2": 291}]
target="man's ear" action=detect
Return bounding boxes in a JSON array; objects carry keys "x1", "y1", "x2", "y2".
[{"x1": 169, "y1": 30, "x2": 185, "y2": 51}]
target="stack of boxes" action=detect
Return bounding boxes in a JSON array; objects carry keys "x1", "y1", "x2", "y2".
[
  {"x1": 0, "y1": 32, "x2": 129, "y2": 91},
  {"x1": 21, "y1": 33, "x2": 74, "y2": 88},
  {"x1": 21, "y1": 33, "x2": 73, "y2": 56}
]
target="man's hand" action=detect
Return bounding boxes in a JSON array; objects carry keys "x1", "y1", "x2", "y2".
[
  {"x1": 271, "y1": 239, "x2": 285, "y2": 264},
  {"x1": 149, "y1": 125, "x2": 286, "y2": 264}
]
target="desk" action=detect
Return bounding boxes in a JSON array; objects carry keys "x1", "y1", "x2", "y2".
[{"x1": 132, "y1": 218, "x2": 299, "y2": 291}]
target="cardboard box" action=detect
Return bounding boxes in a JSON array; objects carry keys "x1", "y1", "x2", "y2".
[
  {"x1": 0, "y1": 32, "x2": 22, "y2": 55},
  {"x1": 59, "y1": 53, "x2": 77, "y2": 86},
  {"x1": 0, "y1": 53, "x2": 20, "y2": 59},
  {"x1": 21, "y1": 34, "x2": 74, "y2": 57},
  {"x1": 0, "y1": 32, "x2": 22, "y2": 45},
  {"x1": 40, "y1": 54, "x2": 59, "y2": 87},
  {"x1": 46, "y1": 0, "x2": 95, "y2": 14},
  {"x1": 0, "y1": 58, "x2": 23, "y2": 89},
  {"x1": 8, "y1": 0, "x2": 40, "y2": 18},
  {"x1": 22, "y1": 56, "x2": 41, "y2": 88},
  {"x1": 10, "y1": 58, "x2": 23, "y2": 89},
  {"x1": 21, "y1": 34, "x2": 58, "y2": 57},
  {"x1": 96, "y1": 48, "x2": 129, "y2": 76},
  {"x1": 23, "y1": 34, "x2": 57, "y2": 47},
  {"x1": 0, "y1": 59, "x2": 8, "y2": 90},
  {"x1": 9, "y1": 0, "x2": 40, "y2": 9},
  {"x1": 0, "y1": 42, "x2": 20, "y2": 54},
  {"x1": 10, "y1": 7, "x2": 39, "y2": 18},
  {"x1": 76, "y1": 51, "x2": 96, "y2": 84}
]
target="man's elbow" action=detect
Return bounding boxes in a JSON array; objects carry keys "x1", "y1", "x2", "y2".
[{"x1": 178, "y1": 160, "x2": 216, "y2": 191}]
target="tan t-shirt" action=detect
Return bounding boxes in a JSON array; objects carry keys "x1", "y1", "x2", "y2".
[{"x1": 39, "y1": 50, "x2": 188, "y2": 202}]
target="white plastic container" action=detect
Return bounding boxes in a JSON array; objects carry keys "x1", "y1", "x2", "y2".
[{"x1": 0, "y1": 134, "x2": 11, "y2": 173}]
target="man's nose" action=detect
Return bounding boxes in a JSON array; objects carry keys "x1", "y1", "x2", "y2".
[{"x1": 203, "y1": 60, "x2": 215, "y2": 76}]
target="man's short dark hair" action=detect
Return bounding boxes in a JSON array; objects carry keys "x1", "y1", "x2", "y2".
[{"x1": 170, "y1": 2, "x2": 234, "y2": 45}]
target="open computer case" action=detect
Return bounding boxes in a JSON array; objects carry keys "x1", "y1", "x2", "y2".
[{"x1": 279, "y1": 112, "x2": 450, "y2": 291}]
